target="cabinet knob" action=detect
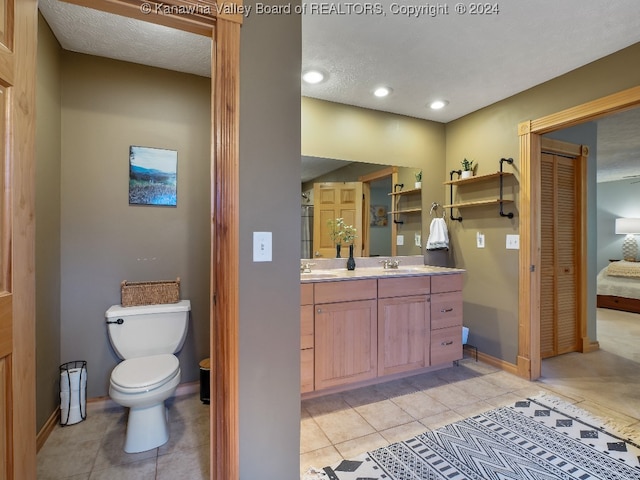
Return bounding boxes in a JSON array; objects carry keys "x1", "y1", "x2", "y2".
[
  {"x1": 440, "y1": 307, "x2": 454, "y2": 313},
  {"x1": 317, "y1": 308, "x2": 322, "y2": 314}
]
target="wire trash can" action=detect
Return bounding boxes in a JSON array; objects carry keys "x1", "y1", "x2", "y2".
[{"x1": 60, "y1": 361, "x2": 87, "y2": 426}]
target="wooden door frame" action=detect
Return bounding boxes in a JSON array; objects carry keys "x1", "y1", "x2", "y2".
[
  {"x1": 358, "y1": 167, "x2": 398, "y2": 256},
  {"x1": 517, "y1": 85, "x2": 640, "y2": 380},
  {"x1": 41, "y1": 1, "x2": 242, "y2": 478}
]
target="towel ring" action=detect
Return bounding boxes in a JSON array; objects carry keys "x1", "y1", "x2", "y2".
[{"x1": 430, "y1": 202, "x2": 439, "y2": 217}]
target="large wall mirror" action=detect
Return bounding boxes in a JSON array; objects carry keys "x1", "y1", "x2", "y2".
[{"x1": 301, "y1": 156, "x2": 425, "y2": 260}]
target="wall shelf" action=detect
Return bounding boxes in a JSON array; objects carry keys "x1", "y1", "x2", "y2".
[
  {"x1": 444, "y1": 158, "x2": 515, "y2": 221},
  {"x1": 444, "y1": 199, "x2": 514, "y2": 209},
  {"x1": 388, "y1": 185, "x2": 421, "y2": 224},
  {"x1": 443, "y1": 171, "x2": 513, "y2": 186}
]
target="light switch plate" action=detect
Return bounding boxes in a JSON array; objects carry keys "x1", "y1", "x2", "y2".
[
  {"x1": 396, "y1": 235, "x2": 404, "y2": 246},
  {"x1": 506, "y1": 234, "x2": 520, "y2": 250},
  {"x1": 253, "y1": 232, "x2": 272, "y2": 262},
  {"x1": 415, "y1": 233, "x2": 421, "y2": 247},
  {"x1": 476, "y1": 232, "x2": 485, "y2": 248}
]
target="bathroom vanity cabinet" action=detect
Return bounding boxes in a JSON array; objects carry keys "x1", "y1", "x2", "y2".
[{"x1": 300, "y1": 271, "x2": 463, "y2": 396}]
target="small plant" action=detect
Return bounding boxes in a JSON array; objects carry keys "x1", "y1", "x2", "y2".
[
  {"x1": 461, "y1": 158, "x2": 475, "y2": 171},
  {"x1": 415, "y1": 170, "x2": 422, "y2": 182},
  {"x1": 327, "y1": 218, "x2": 358, "y2": 245}
]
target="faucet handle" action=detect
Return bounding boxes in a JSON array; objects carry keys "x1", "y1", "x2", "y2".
[{"x1": 300, "y1": 262, "x2": 316, "y2": 273}]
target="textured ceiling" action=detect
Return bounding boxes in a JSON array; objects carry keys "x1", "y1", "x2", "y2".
[
  {"x1": 39, "y1": 0, "x2": 640, "y2": 182},
  {"x1": 39, "y1": 0, "x2": 211, "y2": 77}
]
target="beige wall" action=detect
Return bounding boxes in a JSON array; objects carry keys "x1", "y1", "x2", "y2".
[
  {"x1": 302, "y1": 96, "x2": 445, "y2": 167},
  {"x1": 59, "y1": 53, "x2": 211, "y2": 398},
  {"x1": 36, "y1": 14, "x2": 62, "y2": 430}
]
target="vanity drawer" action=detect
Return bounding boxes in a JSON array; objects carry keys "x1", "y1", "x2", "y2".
[
  {"x1": 431, "y1": 292, "x2": 462, "y2": 330},
  {"x1": 378, "y1": 275, "x2": 430, "y2": 298},
  {"x1": 301, "y1": 283, "x2": 314, "y2": 306},
  {"x1": 431, "y1": 274, "x2": 463, "y2": 293},
  {"x1": 431, "y1": 326, "x2": 462, "y2": 365},
  {"x1": 314, "y1": 279, "x2": 377, "y2": 304}
]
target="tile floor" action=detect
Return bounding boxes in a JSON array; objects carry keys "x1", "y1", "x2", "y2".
[
  {"x1": 37, "y1": 308, "x2": 639, "y2": 479},
  {"x1": 299, "y1": 307, "x2": 640, "y2": 476},
  {"x1": 37, "y1": 392, "x2": 210, "y2": 479}
]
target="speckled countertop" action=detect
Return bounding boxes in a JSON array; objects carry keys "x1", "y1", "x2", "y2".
[{"x1": 300, "y1": 255, "x2": 465, "y2": 283}]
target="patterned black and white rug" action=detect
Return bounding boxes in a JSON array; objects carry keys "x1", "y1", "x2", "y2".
[{"x1": 305, "y1": 395, "x2": 640, "y2": 480}]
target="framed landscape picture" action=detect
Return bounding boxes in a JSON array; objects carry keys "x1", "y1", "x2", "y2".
[{"x1": 128, "y1": 146, "x2": 178, "y2": 206}]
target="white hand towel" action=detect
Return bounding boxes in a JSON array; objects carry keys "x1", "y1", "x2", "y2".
[{"x1": 426, "y1": 217, "x2": 449, "y2": 250}]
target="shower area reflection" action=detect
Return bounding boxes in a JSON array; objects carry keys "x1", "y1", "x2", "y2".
[{"x1": 301, "y1": 193, "x2": 314, "y2": 259}]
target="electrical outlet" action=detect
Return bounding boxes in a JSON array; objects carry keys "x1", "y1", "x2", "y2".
[
  {"x1": 253, "y1": 232, "x2": 272, "y2": 262},
  {"x1": 506, "y1": 234, "x2": 520, "y2": 250},
  {"x1": 415, "y1": 233, "x2": 421, "y2": 247},
  {"x1": 476, "y1": 232, "x2": 485, "y2": 248},
  {"x1": 396, "y1": 235, "x2": 404, "y2": 246}
]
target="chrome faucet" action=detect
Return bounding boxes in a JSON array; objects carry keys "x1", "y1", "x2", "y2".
[
  {"x1": 380, "y1": 258, "x2": 401, "y2": 269},
  {"x1": 300, "y1": 262, "x2": 315, "y2": 273}
]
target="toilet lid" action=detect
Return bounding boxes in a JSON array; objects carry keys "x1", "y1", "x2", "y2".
[{"x1": 111, "y1": 354, "x2": 179, "y2": 392}]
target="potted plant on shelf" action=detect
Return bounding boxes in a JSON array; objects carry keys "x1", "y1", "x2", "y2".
[
  {"x1": 461, "y1": 158, "x2": 475, "y2": 179},
  {"x1": 415, "y1": 170, "x2": 422, "y2": 189}
]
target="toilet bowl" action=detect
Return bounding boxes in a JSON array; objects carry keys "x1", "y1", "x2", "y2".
[
  {"x1": 106, "y1": 300, "x2": 190, "y2": 453},
  {"x1": 109, "y1": 354, "x2": 181, "y2": 453}
]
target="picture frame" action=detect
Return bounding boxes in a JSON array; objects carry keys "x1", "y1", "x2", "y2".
[
  {"x1": 370, "y1": 205, "x2": 388, "y2": 226},
  {"x1": 128, "y1": 146, "x2": 178, "y2": 206}
]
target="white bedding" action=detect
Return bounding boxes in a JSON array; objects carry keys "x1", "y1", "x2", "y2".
[{"x1": 597, "y1": 266, "x2": 640, "y2": 300}]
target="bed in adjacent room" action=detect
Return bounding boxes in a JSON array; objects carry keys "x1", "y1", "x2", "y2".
[{"x1": 597, "y1": 260, "x2": 640, "y2": 313}]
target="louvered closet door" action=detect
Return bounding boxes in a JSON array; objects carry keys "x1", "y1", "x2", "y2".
[{"x1": 540, "y1": 153, "x2": 579, "y2": 358}]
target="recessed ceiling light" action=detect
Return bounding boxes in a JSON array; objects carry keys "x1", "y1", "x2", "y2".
[
  {"x1": 302, "y1": 70, "x2": 325, "y2": 84},
  {"x1": 430, "y1": 100, "x2": 449, "y2": 110},
  {"x1": 374, "y1": 87, "x2": 392, "y2": 98}
]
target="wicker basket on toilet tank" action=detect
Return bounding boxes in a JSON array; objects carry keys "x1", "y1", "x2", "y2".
[{"x1": 120, "y1": 278, "x2": 180, "y2": 307}]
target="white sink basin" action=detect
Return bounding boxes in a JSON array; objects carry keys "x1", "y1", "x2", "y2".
[
  {"x1": 381, "y1": 266, "x2": 427, "y2": 273},
  {"x1": 301, "y1": 272, "x2": 340, "y2": 279}
]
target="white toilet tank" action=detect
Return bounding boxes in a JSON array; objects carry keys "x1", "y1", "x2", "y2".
[{"x1": 106, "y1": 300, "x2": 191, "y2": 359}]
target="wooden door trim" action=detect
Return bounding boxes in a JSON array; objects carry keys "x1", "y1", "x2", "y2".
[
  {"x1": 211, "y1": 17, "x2": 241, "y2": 480},
  {"x1": 518, "y1": 85, "x2": 640, "y2": 380},
  {"x1": 61, "y1": 0, "x2": 245, "y2": 36}
]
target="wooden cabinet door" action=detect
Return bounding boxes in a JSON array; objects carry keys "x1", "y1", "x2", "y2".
[
  {"x1": 314, "y1": 299, "x2": 377, "y2": 390},
  {"x1": 378, "y1": 295, "x2": 430, "y2": 376}
]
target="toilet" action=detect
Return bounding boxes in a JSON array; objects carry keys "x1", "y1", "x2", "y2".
[{"x1": 105, "y1": 300, "x2": 191, "y2": 453}]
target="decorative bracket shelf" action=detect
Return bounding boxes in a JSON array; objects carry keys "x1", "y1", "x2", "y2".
[
  {"x1": 388, "y1": 186, "x2": 422, "y2": 224},
  {"x1": 443, "y1": 158, "x2": 514, "y2": 222}
]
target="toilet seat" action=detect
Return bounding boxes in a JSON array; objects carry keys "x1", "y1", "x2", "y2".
[{"x1": 111, "y1": 354, "x2": 179, "y2": 394}]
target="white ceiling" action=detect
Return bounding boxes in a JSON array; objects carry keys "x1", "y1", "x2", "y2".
[{"x1": 39, "y1": 0, "x2": 640, "y2": 182}]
